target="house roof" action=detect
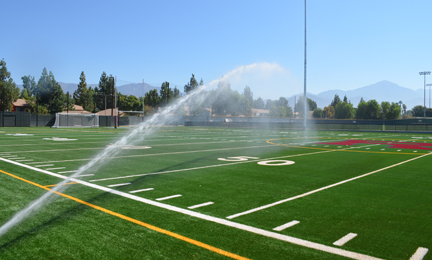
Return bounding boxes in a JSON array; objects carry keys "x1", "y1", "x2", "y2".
[{"x1": 12, "y1": 99, "x2": 28, "y2": 107}]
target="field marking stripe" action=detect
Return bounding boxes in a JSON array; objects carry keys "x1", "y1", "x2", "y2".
[
  {"x1": 188, "y1": 202, "x2": 214, "y2": 209},
  {"x1": 129, "y1": 188, "x2": 154, "y2": 193},
  {"x1": 410, "y1": 247, "x2": 429, "y2": 260},
  {"x1": 0, "y1": 157, "x2": 383, "y2": 260},
  {"x1": 156, "y1": 194, "x2": 182, "y2": 201},
  {"x1": 0, "y1": 169, "x2": 249, "y2": 260},
  {"x1": 107, "y1": 183, "x2": 131, "y2": 187},
  {"x1": 273, "y1": 220, "x2": 300, "y2": 231},
  {"x1": 226, "y1": 152, "x2": 431, "y2": 219},
  {"x1": 333, "y1": 233, "x2": 357, "y2": 246}
]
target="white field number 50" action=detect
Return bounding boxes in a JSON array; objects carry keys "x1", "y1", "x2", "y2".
[{"x1": 217, "y1": 156, "x2": 295, "y2": 166}]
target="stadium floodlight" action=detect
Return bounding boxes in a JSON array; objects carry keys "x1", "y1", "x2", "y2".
[
  {"x1": 427, "y1": 83, "x2": 432, "y2": 108},
  {"x1": 419, "y1": 71, "x2": 431, "y2": 117},
  {"x1": 52, "y1": 113, "x2": 99, "y2": 128}
]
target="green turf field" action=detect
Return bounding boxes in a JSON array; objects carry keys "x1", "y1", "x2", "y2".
[{"x1": 0, "y1": 126, "x2": 431, "y2": 259}]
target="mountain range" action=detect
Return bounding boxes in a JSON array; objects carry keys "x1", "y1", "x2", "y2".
[
  {"x1": 286, "y1": 81, "x2": 427, "y2": 111},
  {"x1": 17, "y1": 80, "x2": 428, "y2": 111}
]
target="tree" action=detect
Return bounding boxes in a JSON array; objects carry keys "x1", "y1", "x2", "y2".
[
  {"x1": 253, "y1": 97, "x2": 265, "y2": 109},
  {"x1": 402, "y1": 104, "x2": 407, "y2": 115},
  {"x1": 160, "y1": 82, "x2": 173, "y2": 105},
  {"x1": 94, "y1": 72, "x2": 114, "y2": 111},
  {"x1": 0, "y1": 59, "x2": 20, "y2": 112},
  {"x1": 386, "y1": 102, "x2": 402, "y2": 120},
  {"x1": 268, "y1": 97, "x2": 293, "y2": 118},
  {"x1": 265, "y1": 99, "x2": 274, "y2": 110},
  {"x1": 21, "y1": 75, "x2": 36, "y2": 98},
  {"x1": 73, "y1": 71, "x2": 94, "y2": 111},
  {"x1": 356, "y1": 101, "x2": 368, "y2": 119},
  {"x1": 312, "y1": 108, "x2": 324, "y2": 118},
  {"x1": 184, "y1": 74, "x2": 199, "y2": 94},
  {"x1": 294, "y1": 96, "x2": 317, "y2": 117},
  {"x1": 411, "y1": 105, "x2": 424, "y2": 117},
  {"x1": 323, "y1": 106, "x2": 335, "y2": 119},
  {"x1": 144, "y1": 89, "x2": 160, "y2": 107},
  {"x1": 356, "y1": 99, "x2": 381, "y2": 119},
  {"x1": 36, "y1": 68, "x2": 65, "y2": 114},
  {"x1": 343, "y1": 95, "x2": 348, "y2": 103},
  {"x1": 242, "y1": 86, "x2": 253, "y2": 116},
  {"x1": 366, "y1": 100, "x2": 381, "y2": 119},
  {"x1": 173, "y1": 86, "x2": 181, "y2": 98},
  {"x1": 380, "y1": 101, "x2": 391, "y2": 119},
  {"x1": 330, "y1": 94, "x2": 341, "y2": 107},
  {"x1": 335, "y1": 102, "x2": 354, "y2": 119}
]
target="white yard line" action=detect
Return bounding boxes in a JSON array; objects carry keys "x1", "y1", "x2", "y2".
[
  {"x1": 129, "y1": 188, "x2": 154, "y2": 193},
  {"x1": 15, "y1": 159, "x2": 34, "y2": 162},
  {"x1": 156, "y1": 194, "x2": 182, "y2": 201},
  {"x1": 34, "y1": 164, "x2": 55, "y2": 167},
  {"x1": 107, "y1": 183, "x2": 131, "y2": 187},
  {"x1": 75, "y1": 174, "x2": 94, "y2": 177},
  {"x1": 333, "y1": 233, "x2": 357, "y2": 246},
  {"x1": 0, "y1": 157, "x2": 384, "y2": 260},
  {"x1": 226, "y1": 152, "x2": 431, "y2": 219},
  {"x1": 273, "y1": 220, "x2": 300, "y2": 231},
  {"x1": 188, "y1": 202, "x2": 214, "y2": 209},
  {"x1": 45, "y1": 167, "x2": 66, "y2": 170},
  {"x1": 410, "y1": 247, "x2": 429, "y2": 260},
  {"x1": 58, "y1": 170, "x2": 78, "y2": 174}
]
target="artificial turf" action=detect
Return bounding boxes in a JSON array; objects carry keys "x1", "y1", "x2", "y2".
[{"x1": 0, "y1": 126, "x2": 431, "y2": 259}]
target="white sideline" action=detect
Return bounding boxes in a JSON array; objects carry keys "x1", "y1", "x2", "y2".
[
  {"x1": 0, "y1": 157, "x2": 387, "y2": 260},
  {"x1": 410, "y1": 247, "x2": 429, "y2": 260},
  {"x1": 226, "y1": 152, "x2": 431, "y2": 219},
  {"x1": 333, "y1": 233, "x2": 357, "y2": 246}
]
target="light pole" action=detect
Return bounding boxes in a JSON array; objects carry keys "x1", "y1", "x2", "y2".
[
  {"x1": 419, "y1": 71, "x2": 431, "y2": 118},
  {"x1": 303, "y1": 0, "x2": 307, "y2": 130},
  {"x1": 427, "y1": 83, "x2": 432, "y2": 109}
]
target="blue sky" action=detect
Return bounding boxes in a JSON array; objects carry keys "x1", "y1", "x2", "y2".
[{"x1": 2, "y1": 0, "x2": 432, "y2": 100}]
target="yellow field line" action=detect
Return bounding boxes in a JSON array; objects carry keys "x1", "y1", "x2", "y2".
[
  {"x1": 43, "y1": 182, "x2": 78, "y2": 188},
  {"x1": 0, "y1": 169, "x2": 250, "y2": 260},
  {"x1": 266, "y1": 139, "x2": 428, "y2": 155}
]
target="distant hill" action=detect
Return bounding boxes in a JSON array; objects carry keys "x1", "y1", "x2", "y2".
[{"x1": 288, "y1": 81, "x2": 426, "y2": 110}]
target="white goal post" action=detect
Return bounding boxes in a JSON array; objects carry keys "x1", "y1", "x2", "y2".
[{"x1": 52, "y1": 113, "x2": 99, "y2": 128}]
